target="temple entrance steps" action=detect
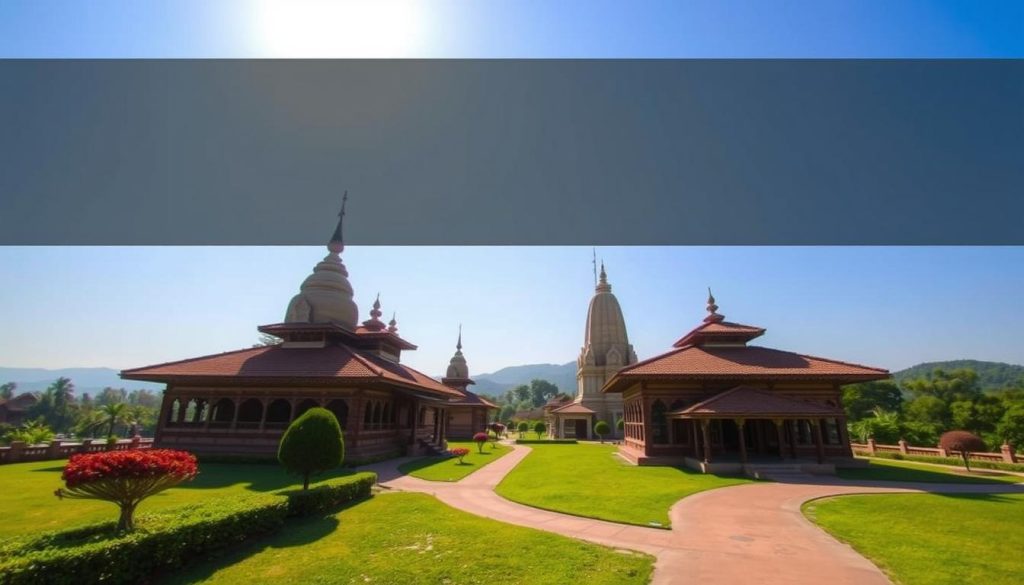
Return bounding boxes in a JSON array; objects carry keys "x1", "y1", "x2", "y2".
[
  {"x1": 415, "y1": 438, "x2": 446, "y2": 456},
  {"x1": 743, "y1": 461, "x2": 836, "y2": 481}
]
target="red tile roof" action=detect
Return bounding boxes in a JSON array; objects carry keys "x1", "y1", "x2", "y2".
[
  {"x1": 672, "y1": 386, "x2": 845, "y2": 418},
  {"x1": 672, "y1": 320, "x2": 766, "y2": 347},
  {"x1": 603, "y1": 345, "x2": 888, "y2": 393},
  {"x1": 447, "y1": 388, "x2": 499, "y2": 409},
  {"x1": 550, "y1": 402, "x2": 595, "y2": 415},
  {"x1": 121, "y1": 345, "x2": 462, "y2": 398}
]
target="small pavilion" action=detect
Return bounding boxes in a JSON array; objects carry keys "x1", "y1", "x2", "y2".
[{"x1": 602, "y1": 291, "x2": 889, "y2": 470}]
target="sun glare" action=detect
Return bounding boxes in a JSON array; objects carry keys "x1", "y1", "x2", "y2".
[{"x1": 249, "y1": 0, "x2": 433, "y2": 57}]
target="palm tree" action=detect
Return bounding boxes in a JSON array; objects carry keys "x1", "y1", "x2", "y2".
[
  {"x1": 101, "y1": 402, "x2": 127, "y2": 438},
  {"x1": 50, "y1": 377, "x2": 75, "y2": 432}
]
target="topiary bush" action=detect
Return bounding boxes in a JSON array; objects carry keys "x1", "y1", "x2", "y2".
[
  {"x1": 533, "y1": 421, "x2": 546, "y2": 439},
  {"x1": 278, "y1": 407, "x2": 344, "y2": 490},
  {"x1": 594, "y1": 420, "x2": 610, "y2": 443},
  {"x1": 616, "y1": 418, "x2": 625, "y2": 432},
  {"x1": 473, "y1": 432, "x2": 489, "y2": 453},
  {"x1": 939, "y1": 430, "x2": 986, "y2": 471},
  {"x1": 451, "y1": 447, "x2": 470, "y2": 464},
  {"x1": 55, "y1": 449, "x2": 198, "y2": 532},
  {"x1": 517, "y1": 421, "x2": 529, "y2": 436}
]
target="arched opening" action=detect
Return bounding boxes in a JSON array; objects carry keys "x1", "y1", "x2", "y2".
[
  {"x1": 210, "y1": 398, "x2": 235, "y2": 425},
  {"x1": 325, "y1": 399, "x2": 349, "y2": 430},
  {"x1": 168, "y1": 398, "x2": 181, "y2": 424},
  {"x1": 651, "y1": 400, "x2": 668, "y2": 445},
  {"x1": 265, "y1": 399, "x2": 291, "y2": 428},
  {"x1": 294, "y1": 399, "x2": 319, "y2": 420},
  {"x1": 237, "y1": 399, "x2": 263, "y2": 428}
]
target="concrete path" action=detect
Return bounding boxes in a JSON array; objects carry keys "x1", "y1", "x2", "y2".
[{"x1": 361, "y1": 444, "x2": 1024, "y2": 585}]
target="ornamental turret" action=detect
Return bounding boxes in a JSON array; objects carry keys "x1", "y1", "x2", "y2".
[
  {"x1": 284, "y1": 192, "x2": 359, "y2": 328},
  {"x1": 442, "y1": 326, "x2": 474, "y2": 391}
]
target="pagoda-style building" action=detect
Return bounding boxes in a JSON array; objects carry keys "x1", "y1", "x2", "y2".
[
  {"x1": 602, "y1": 291, "x2": 889, "y2": 470},
  {"x1": 122, "y1": 200, "x2": 494, "y2": 462},
  {"x1": 548, "y1": 263, "x2": 636, "y2": 439},
  {"x1": 441, "y1": 327, "x2": 498, "y2": 439}
]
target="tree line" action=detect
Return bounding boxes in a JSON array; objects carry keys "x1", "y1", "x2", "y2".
[
  {"x1": 844, "y1": 367, "x2": 1024, "y2": 449},
  {"x1": 1, "y1": 377, "x2": 162, "y2": 444},
  {"x1": 482, "y1": 379, "x2": 565, "y2": 423}
]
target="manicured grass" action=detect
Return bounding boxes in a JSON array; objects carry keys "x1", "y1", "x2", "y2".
[
  {"x1": 495, "y1": 443, "x2": 750, "y2": 527},
  {"x1": 0, "y1": 459, "x2": 360, "y2": 539},
  {"x1": 838, "y1": 458, "x2": 1024, "y2": 485},
  {"x1": 164, "y1": 492, "x2": 654, "y2": 585},
  {"x1": 805, "y1": 493, "x2": 1024, "y2": 585},
  {"x1": 397, "y1": 440, "x2": 512, "y2": 482}
]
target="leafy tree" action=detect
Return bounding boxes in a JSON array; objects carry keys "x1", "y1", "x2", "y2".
[
  {"x1": 101, "y1": 402, "x2": 128, "y2": 438},
  {"x1": 50, "y1": 377, "x2": 75, "y2": 432},
  {"x1": 528, "y1": 379, "x2": 559, "y2": 407},
  {"x1": 513, "y1": 384, "x2": 531, "y2": 403},
  {"x1": 473, "y1": 432, "x2": 489, "y2": 453},
  {"x1": 517, "y1": 421, "x2": 529, "y2": 436},
  {"x1": 593, "y1": 420, "x2": 610, "y2": 443},
  {"x1": 55, "y1": 449, "x2": 197, "y2": 531},
  {"x1": 278, "y1": 407, "x2": 344, "y2": 490},
  {"x1": 842, "y1": 381, "x2": 903, "y2": 421},
  {"x1": 904, "y1": 368, "x2": 981, "y2": 404},
  {"x1": 939, "y1": 430, "x2": 986, "y2": 472},
  {"x1": 0, "y1": 382, "x2": 16, "y2": 400},
  {"x1": 904, "y1": 395, "x2": 948, "y2": 427},
  {"x1": 4, "y1": 420, "x2": 55, "y2": 444},
  {"x1": 533, "y1": 421, "x2": 546, "y2": 439},
  {"x1": 499, "y1": 404, "x2": 517, "y2": 423},
  {"x1": 96, "y1": 387, "x2": 127, "y2": 407},
  {"x1": 847, "y1": 408, "x2": 902, "y2": 443},
  {"x1": 254, "y1": 333, "x2": 283, "y2": 347},
  {"x1": 996, "y1": 405, "x2": 1024, "y2": 448}
]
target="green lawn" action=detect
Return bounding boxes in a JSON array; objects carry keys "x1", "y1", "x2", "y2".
[
  {"x1": 838, "y1": 458, "x2": 1024, "y2": 485},
  {"x1": 495, "y1": 443, "x2": 750, "y2": 527},
  {"x1": 0, "y1": 459, "x2": 360, "y2": 539},
  {"x1": 805, "y1": 493, "x2": 1024, "y2": 585},
  {"x1": 164, "y1": 492, "x2": 654, "y2": 585},
  {"x1": 397, "y1": 440, "x2": 512, "y2": 482}
]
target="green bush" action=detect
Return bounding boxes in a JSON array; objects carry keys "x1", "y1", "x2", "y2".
[
  {"x1": 0, "y1": 472, "x2": 379, "y2": 585},
  {"x1": 278, "y1": 407, "x2": 345, "y2": 490},
  {"x1": 593, "y1": 421, "x2": 610, "y2": 443},
  {"x1": 616, "y1": 419, "x2": 624, "y2": 431},
  {"x1": 281, "y1": 473, "x2": 375, "y2": 517},
  {"x1": 517, "y1": 421, "x2": 529, "y2": 434},
  {"x1": 0, "y1": 493, "x2": 289, "y2": 585},
  {"x1": 533, "y1": 421, "x2": 546, "y2": 439},
  {"x1": 861, "y1": 451, "x2": 1024, "y2": 473}
]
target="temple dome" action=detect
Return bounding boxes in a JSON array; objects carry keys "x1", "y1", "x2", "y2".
[
  {"x1": 445, "y1": 327, "x2": 469, "y2": 379},
  {"x1": 284, "y1": 194, "x2": 359, "y2": 329},
  {"x1": 581, "y1": 263, "x2": 635, "y2": 367}
]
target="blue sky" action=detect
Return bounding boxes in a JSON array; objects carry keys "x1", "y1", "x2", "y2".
[
  {"x1": 0, "y1": 1, "x2": 1021, "y2": 58},
  {"x1": 2, "y1": 246, "x2": 1022, "y2": 375},
  {"x1": 0, "y1": 3, "x2": 1022, "y2": 378}
]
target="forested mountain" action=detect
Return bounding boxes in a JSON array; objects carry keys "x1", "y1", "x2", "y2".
[{"x1": 892, "y1": 360, "x2": 1024, "y2": 390}]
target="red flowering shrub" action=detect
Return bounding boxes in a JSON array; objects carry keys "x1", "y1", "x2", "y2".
[
  {"x1": 55, "y1": 449, "x2": 198, "y2": 531},
  {"x1": 451, "y1": 447, "x2": 471, "y2": 464},
  {"x1": 473, "y1": 432, "x2": 489, "y2": 453}
]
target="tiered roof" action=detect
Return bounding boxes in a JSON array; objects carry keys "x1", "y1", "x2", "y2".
[
  {"x1": 602, "y1": 290, "x2": 888, "y2": 394},
  {"x1": 670, "y1": 386, "x2": 845, "y2": 419}
]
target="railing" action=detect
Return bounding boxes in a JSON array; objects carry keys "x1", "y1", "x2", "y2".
[
  {"x1": 851, "y1": 438, "x2": 1017, "y2": 464},
  {"x1": 0, "y1": 437, "x2": 154, "y2": 464}
]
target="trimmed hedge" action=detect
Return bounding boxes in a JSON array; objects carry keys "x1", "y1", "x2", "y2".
[
  {"x1": 0, "y1": 472, "x2": 377, "y2": 585},
  {"x1": 515, "y1": 439, "x2": 578, "y2": 445},
  {"x1": 863, "y1": 451, "x2": 1024, "y2": 473},
  {"x1": 282, "y1": 473, "x2": 376, "y2": 517}
]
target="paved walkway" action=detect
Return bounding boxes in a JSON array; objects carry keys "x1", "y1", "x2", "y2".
[{"x1": 361, "y1": 444, "x2": 1024, "y2": 585}]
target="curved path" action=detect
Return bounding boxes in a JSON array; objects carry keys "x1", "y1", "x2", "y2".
[{"x1": 361, "y1": 444, "x2": 1024, "y2": 585}]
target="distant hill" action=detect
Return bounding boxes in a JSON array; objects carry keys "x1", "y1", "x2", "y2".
[
  {"x1": 471, "y1": 362, "x2": 577, "y2": 398},
  {"x1": 892, "y1": 360, "x2": 1024, "y2": 389},
  {"x1": 0, "y1": 367, "x2": 163, "y2": 395}
]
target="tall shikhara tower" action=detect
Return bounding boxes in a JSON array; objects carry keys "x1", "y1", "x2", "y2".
[{"x1": 575, "y1": 262, "x2": 636, "y2": 429}]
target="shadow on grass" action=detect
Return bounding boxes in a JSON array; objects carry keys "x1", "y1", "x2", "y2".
[
  {"x1": 837, "y1": 463, "x2": 1019, "y2": 485},
  {"x1": 157, "y1": 497, "x2": 371, "y2": 584}
]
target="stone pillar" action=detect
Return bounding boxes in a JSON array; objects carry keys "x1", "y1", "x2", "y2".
[
  {"x1": 259, "y1": 398, "x2": 269, "y2": 432},
  {"x1": 898, "y1": 439, "x2": 909, "y2": 454},
  {"x1": 8, "y1": 441, "x2": 26, "y2": 463},
  {"x1": 701, "y1": 420, "x2": 712, "y2": 464},
  {"x1": 836, "y1": 417, "x2": 853, "y2": 457},
  {"x1": 774, "y1": 419, "x2": 786, "y2": 460},
  {"x1": 736, "y1": 419, "x2": 748, "y2": 464},
  {"x1": 813, "y1": 419, "x2": 825, "y2": 464},
  {"x1": 47, "y1": 440, "x2": 63, "y2": 459},
  {"x1": 1002, "y1": 441, "x2": 1017, "y2": 463},
  {"x1": 867, "y1": 437, "x2": 877, "y2": 455},
  {"x1": 787, "y1": 420, "x2": 797, "y2": 458},
  {"x1": 692, "y1": 421, "x2": 701, "y2": 458},
  {"x1": 230, "y1": 398, "x2": 240, "y2": 431}
]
